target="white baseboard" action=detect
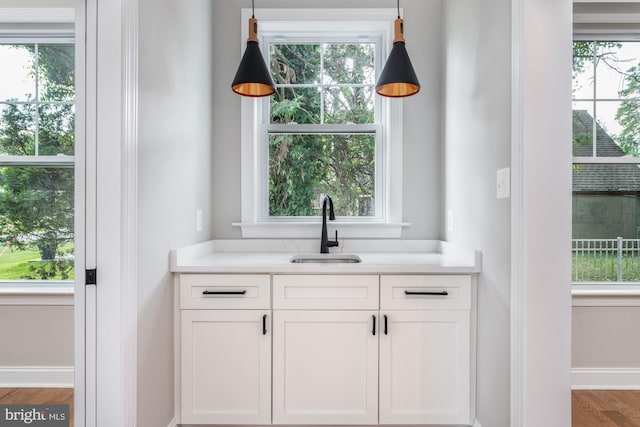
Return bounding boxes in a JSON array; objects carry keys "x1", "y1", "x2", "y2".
[
  {"x1": 572, "y1": 367, "x2": 640, "y2": 390},
  {"x1": 165, "y1": 416, "x2": 477, "y2": 427},
  {"x1": 0, "y1": 366, "x2": 74, "y2": 388}
]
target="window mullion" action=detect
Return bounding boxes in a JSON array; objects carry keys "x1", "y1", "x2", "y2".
[
  {"x1": 592, "y1": 41, "x2": 597, "y2": 157},
  {"x1": 0, "y1": 155, "x2": 75, "y2": 167},
  {"x1": 267, "y1": 124, "x2": 377, "y2": 134},
  {"x1": 320, "y1": 43, "x2": 325, "y2": 124},
  {"x1": 34, "y1": 43, "x2": 40, "y2": 156}
]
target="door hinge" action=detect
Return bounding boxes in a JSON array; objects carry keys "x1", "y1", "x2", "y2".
[{"x1": 85, "y1": 268, "x2": 97, "y2": 285}]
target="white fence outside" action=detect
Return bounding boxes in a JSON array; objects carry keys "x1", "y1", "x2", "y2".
[{"x1": 572, "y1": 237, "x2": 640, "y2": 282}]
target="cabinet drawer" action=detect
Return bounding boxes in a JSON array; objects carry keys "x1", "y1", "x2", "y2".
[
  {"x1": 273, "y1": 275, "x2": 379, "y2": 309},
  {"x1": 180, "y1": 274, "x2": 270, "y2": 309},
  {"x1": 380, "y1": 275, "x2": 470, "y2": 310}
]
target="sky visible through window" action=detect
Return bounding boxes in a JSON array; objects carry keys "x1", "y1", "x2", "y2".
[
  {"x1": 0, "y1": 47, "x2": 35, "y2": 102},
  {"x1": 572, "y1": 41, "x2": 640, "y2": 143}
]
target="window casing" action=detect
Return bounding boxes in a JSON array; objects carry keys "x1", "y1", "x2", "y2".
[
  {"x1": 236, "y1": 9, "x2": 406, "y2": 238},
  {"x1": 572, "y1": 31, "x2": 640, "y2": 284},
  {"x1": 0, "y1": 35, "x2": 75, "y2": 283}
]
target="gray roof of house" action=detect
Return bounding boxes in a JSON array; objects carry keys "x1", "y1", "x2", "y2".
[{"x1": 572, "y1": 110, "x2": 640, "y2": 193}]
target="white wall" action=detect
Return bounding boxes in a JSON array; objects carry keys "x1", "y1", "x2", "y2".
[
  {"x1": 137, "y1": 0, "x2": 213, "y2": 426},
  {"x1": 210, "y1": 0, "x2": 443, "y2": 240},
  {"x1": 573, "y1": 306, "x2": 640, "y2": 368},
  {"x1": 0, "y1": 306, "x2": 73, "y2": 366},
  {"x1": 519, "y1": 0, "x2": 573, "y2": 425},
  {"x1": 446, "y1": 0, "x2": 573, "y2": 424},
  {"x1": 443, "y1": 0, "x2": 512, "y2": 425}
]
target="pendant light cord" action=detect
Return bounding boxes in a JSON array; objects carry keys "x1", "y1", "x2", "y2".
[
  {"x1": 397, "y1": 0, "x2": 400, "y2": 18},
  {"x1": 252, "y1": 0, "x2": 255, "y2": 18}
]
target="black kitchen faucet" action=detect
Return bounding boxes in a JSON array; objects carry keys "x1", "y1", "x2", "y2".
[{"x1": 320, "y1": 196, "x2": 339, "y2": 253}]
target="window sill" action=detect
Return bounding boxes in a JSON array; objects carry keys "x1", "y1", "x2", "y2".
[
  {"x1": 0, "y1": 281, "x2": 74, "y2": 306},
  {"x1": 232, "y1": 221, "x2": 410, "y2": 239},
  {"x1": 572, "y1": 284, "x2": 640, "y2": 307}
]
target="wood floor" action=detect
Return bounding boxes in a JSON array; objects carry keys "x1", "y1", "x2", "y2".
[
  {"x1": 572, "y1": 390, "x2": 640, "y2": 426},
  {"x1": 0, "y1": 388, "x2": 637, "y2": 426},
  {"x1": 0, "y1": 388, "x2": 73, "y2": 427}
]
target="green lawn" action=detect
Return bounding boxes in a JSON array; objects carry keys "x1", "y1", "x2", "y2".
[
  {"x1": 572, "y1": 252, "x2": 640, "y2": 282},
  {"x1": 0, "y1": 245, "x2": 74, "y2": 280}
]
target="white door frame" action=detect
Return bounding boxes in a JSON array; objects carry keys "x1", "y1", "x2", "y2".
[
  {"x1": 510, "y1": 0, "x2": 573, "y2": 426},
  {"x1": 79, "y1": 0, "x2": 138, "y2": 425},
  {"x1": 74, "y1": 0, "x2": 96, "y2": 425}
]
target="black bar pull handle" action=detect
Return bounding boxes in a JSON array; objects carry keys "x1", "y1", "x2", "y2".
[
  {"x1": 262, "y1": 314, "x2": 267, "y2": 335},
  {"x1": 372, "y1": 315, "x2": 377, "y2": 336},
  {"x1": 404, "y1": 290, "x2": 449, "y2": 296},
  {"x1": 202, "y1": 290, "x2": 247, "y2": 296},
  {"x1": 384, "y1": 314, "x2": 388, "y2": 335}
]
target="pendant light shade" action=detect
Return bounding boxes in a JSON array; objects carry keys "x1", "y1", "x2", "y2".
[
  {"x1": 375, "y1": 12, "x2": 420, "y2": 98},
  {"x1": 231, "y1": 6, "x2": 275, "y2": 97}
]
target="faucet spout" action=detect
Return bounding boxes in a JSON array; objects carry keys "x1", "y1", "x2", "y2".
[{"x1": 320, "y1": 196, "x2": 339, "y2": 253}]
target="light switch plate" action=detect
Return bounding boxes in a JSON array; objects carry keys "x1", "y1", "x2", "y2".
[{"x1": 497, "y1": 168, "x2": 510, "y2": 199}]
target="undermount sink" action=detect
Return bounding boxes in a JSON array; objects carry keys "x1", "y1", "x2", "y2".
[{"x1": 289, "y1": 254, "x2": 362, "y2": 264}]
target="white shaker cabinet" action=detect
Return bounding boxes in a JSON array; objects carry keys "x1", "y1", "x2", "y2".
[
  {"x1": 379, "y1": 275, "x2": 474, "y2": 425},
  {"x1": 175, "y1": 271, "x2": 477, "y2": 426},
  {"x1": 181, "y1": 310, "x2": 271, "y2": 424},
  {"x1": 179, "y1": 274, "x2": 271, "y2": 425},
  {"x1": 272, "y1": 310, "x2": 379, "y2": 425},
  {"x1": 272, "y1": 275, "x2": 380, "y2": 425}
]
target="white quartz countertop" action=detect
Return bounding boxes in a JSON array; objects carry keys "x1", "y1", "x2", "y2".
[{"x1": 170, "y1": 240, "x2": 482, "y2": 274}]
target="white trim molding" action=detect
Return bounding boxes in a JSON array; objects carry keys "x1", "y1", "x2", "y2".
[
  {"x1": 0, "y1": 8, "x2": 74, "y2": 24},
  {"x1": 0, "y1": 366, "x2": 74, "y2": 388},
  {"x1": 122, "y1": 0, "x2": 139, "y2": 427},
  {"x1": 0, "y1": 284, "x2": 73, "y2": 306},
  {"x1": 572, "y1": 285, "x2": 640, "y2": 306},
  {"x1": 233, "y1": 221, "x2": 409, "y2": 239},
  {"x1": 510, "y1": 0, "x2": 525, "y2": 424},
  {"x1": 572, "y1": 368, "x2": 640, "y2": 390}
]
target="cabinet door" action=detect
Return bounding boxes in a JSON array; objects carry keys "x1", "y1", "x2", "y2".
[
  {"x1": 379, "y1": 310, "x2": 470, "y2": 425},
  {"x1": 181, "y1": 310, "x2": 271, "y2": 424},
  {"x1": 272, "y1": 310, "x2": 378, "y2": 425}
]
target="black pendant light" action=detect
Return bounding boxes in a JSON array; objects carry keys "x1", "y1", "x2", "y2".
[
  {"x1": 231, "y1": 0, "x2": 276, "y2": 97},
  {"x1": 375, "y1": 0, "x2": 420, "y2": 98}
]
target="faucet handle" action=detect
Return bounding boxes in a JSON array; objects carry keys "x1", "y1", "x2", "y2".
[{"x1": 328, "y1": 230, "x2": 339, "y2": 248}]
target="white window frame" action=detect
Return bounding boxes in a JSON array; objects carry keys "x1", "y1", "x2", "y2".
[
  {"x1": 0, "y1": 23, "x2": 75, "y2": 296},
  {"x1": 235, "y1": 8, "x2": 407, "y2": 238},
  {"x1": 572, "y1": 7, "x2": 640, "y2": 293},
  {"x1": 572, "y1": 35, "x2": 640, "y2": 163}
]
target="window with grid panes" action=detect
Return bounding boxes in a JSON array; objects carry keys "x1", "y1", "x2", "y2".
[
  {"x1": 0, "y1": 40, "x2": 75, "y2": 281},
  {"x1": 238, "y1": 9, "x2": 406, "y2": 238}
]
